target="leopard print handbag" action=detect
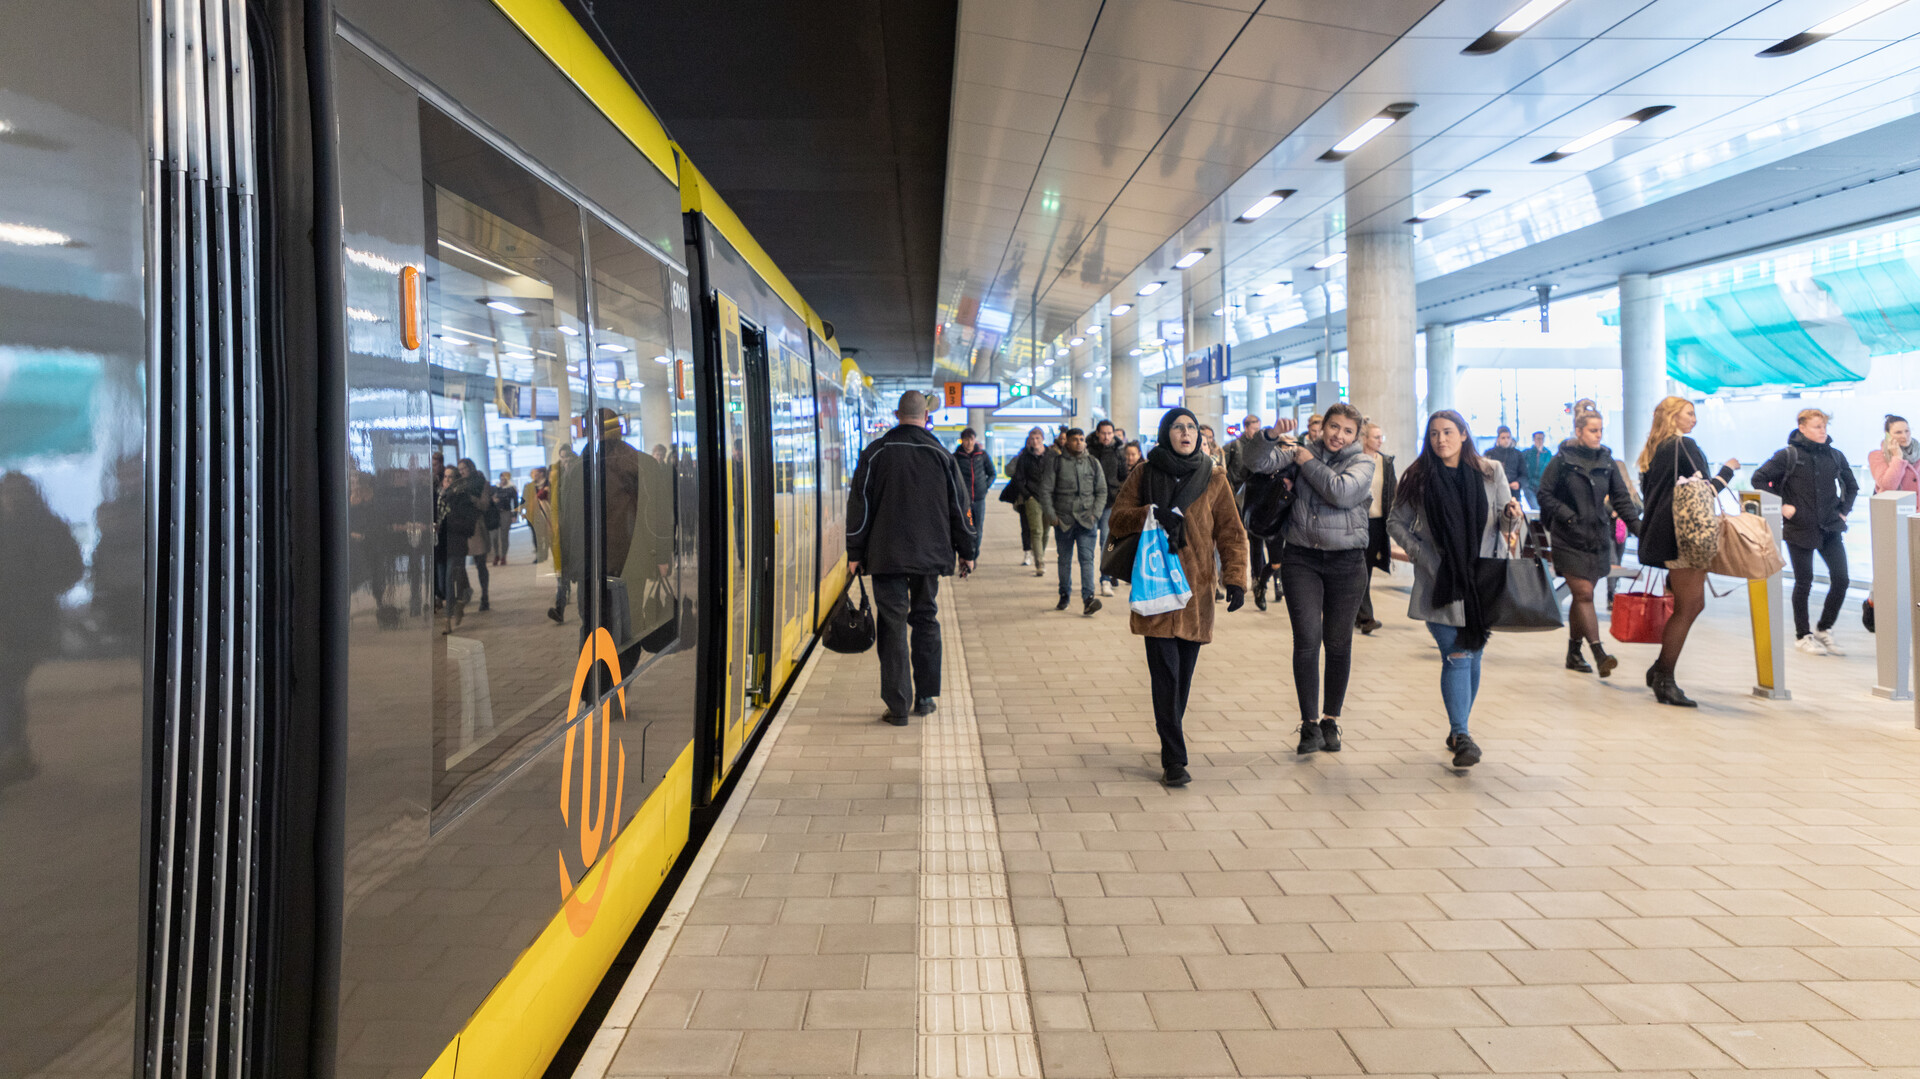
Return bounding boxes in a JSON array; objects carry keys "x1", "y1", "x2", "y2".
[{"x1": 1670, "y1": 438, "x2": 1720, "y2": 570}]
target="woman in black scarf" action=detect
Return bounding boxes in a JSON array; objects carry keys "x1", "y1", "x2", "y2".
[
  {"x1": 1109, "y1": 408, "x2": 1249, "y2": 787},
  {"x1": 1386, "y1": 411, "x2": 1523, "y2": 768}
]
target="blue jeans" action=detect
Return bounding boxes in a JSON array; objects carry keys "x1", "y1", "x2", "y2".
[
  {"x1": 1097, "y1": 505, "x2": 1115, "y2": 583},
  {"x1": 1056, "y1": 523, "x2": 1097, "y2": 599},
  {"x1": 1426, "y1": 622, "x2": 1484, "y2": 738}
]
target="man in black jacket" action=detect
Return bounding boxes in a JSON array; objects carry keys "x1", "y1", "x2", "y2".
[
  {"x1": 1087, "y1": 420, "x2": 1126, "y2": 595},
  {"x1": 848, "y1": 392, "x2": 979, "y2": 724},
  {"x1": 1486, "y1": 426, "x2": 1526, "y2": 499}
]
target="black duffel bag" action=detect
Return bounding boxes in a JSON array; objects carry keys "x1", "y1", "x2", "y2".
[
  {"x1": 1242, "y1": 470, "x2": 1295, "y2": 541},
  {"x1": 822, "y1": 575, "x2": 876, "y2": 654}
]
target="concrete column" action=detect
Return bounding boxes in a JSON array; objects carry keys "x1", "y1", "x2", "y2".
[
  {"x1": 1620, "y1": 273, "x2": 1665, "y2": 470},
  {"x1": 1109, "y1": 345, "x2": 1140, "y2": 440},
  {"x1": 1425, "y1": 322, "x2": 1456, "y2": 419},
  {"x1": 1347, "y1": 228, "x2": 1418, "y2": 450},
  {"x1": 461, "y1": 392, "x2": 492, "y2": 474}
]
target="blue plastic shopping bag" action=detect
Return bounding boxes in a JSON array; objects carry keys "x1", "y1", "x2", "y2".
[{"x1": 1129, "y1": 513, "x2": 1193, "y2": 616}]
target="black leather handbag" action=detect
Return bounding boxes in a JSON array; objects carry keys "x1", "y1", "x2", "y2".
[
  {"x1": 1481, "y1": 533, "x2": 1564, "y2": 632},
  {"x1": 1100, "y1": 531, "x2": 1140, "y2": 583},
  {"x1": 822, "y1": 575, "x2": 876, "y2": 654}
]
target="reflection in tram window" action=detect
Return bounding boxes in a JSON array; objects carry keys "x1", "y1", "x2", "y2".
[
  {"x1": 417, "y1": 104, "x2": 592, "y2": 822},
  {"x1": 585, "y1": 219, "x2": 679, "y2": 664}
]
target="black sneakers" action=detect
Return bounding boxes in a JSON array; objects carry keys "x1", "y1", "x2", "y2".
[
  {"x1": 1319, "y1": 718, "x2": 1342, "y2": 752},
  {"x1": 1054, "y1": 594, "x2": 1070, "y2": 611},
  {"x1": 1296, "y1": 722, "x2": 1324, "y2": 754},
  {"x1": 1161, "y1": 764, "x2": 1191, "y2": 787},
  {"x1": 913, "y1": 697, "x2": 937, "y2": 716},
  {"x1": 1083, "y1": 596, "x2": 1102, "y2": 616}
]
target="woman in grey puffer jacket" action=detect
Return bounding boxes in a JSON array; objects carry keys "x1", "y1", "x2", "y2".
[{"x1": 1275, "y1": 402, "x2": 1376, "y2": 756}]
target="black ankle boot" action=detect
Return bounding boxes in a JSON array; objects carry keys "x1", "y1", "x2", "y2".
[
  {"x1": 1589, "y1": 641, "x2": 1617, "y2": 678},
  {"x1": 1566, "y1": 639, "x2": 1593, "y2": 673},
  {"x1": 1648, "y1": 666, "x2": 1697, "y2": 708},
  {"x1": 1254, "y1": 577, "x2": 1268, "y2": 611}
]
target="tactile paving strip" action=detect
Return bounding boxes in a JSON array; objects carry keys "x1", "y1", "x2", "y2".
[{"x1": 918, "y1": 599, "x2": 1042, "y2": 1078}]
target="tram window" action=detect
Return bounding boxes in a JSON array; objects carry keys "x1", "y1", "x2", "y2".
[
  {"x1": 417, "y1": 104, "x2": 595, "y2": 822},
  {"x1": 584, "y1": 218, "x2": 678, "y2": 663}
]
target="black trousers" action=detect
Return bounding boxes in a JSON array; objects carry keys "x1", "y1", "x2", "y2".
[
  {"x1": 1788, "y1": 532, "x2": 1850, "y2": 638},
  {"x1": 1247, "y1": 531, "x2": 1269, "y2": 584},
  {"x1": 1144, "y1": 636, "x2": 1203, "y2": 769},
  {"x1": 873, "y1": 573, "x2": 941, "y2": 717},
  {"x1": 1280, "y1": 545, "x2": 1369, "y2": 725}
]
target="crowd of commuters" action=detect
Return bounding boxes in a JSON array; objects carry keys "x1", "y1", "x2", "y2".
[{"x1": 846, "y1": 388, "x2": 1878, "y2": 778}]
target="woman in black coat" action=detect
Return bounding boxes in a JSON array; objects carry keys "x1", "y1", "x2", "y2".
[
  {"x1": 1751, "y1": 408, "x2": 1858, "y2": 656},
  {"x1": 1538, "y1": 411, "x2": 1640, "y2": 678},
  {"x1": 1637, "y1": 396, "x2": 1738, "y2": 707}
]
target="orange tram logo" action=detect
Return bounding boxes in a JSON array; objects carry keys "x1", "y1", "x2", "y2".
[{"x1": 558, "y1": 627, "x2": 627, "y2": 936}]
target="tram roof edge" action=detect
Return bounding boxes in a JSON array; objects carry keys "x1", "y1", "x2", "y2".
[
  {"x1": 676, "y1": 151, "x2": 810, "y2": 326},
  {"x1": 487, "y1": 0, "x2": 678, "y2": 183}
]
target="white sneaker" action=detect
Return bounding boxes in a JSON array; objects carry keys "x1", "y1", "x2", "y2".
[
  {"x1": 1099, "y1": 581, "x2": 1113, "y2": 597},
  {"x1": 1021, "y1": 552, "x2": 1032, "y2": 566},
  {"x1": 1814, "y1": 629, "x2": 1844, "y2": 655},
  {"x1": 1796, "y1": 634, "x2": 1828, "y2": 656}
]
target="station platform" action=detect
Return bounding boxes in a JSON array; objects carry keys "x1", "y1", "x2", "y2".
[{"x1": 576, "y1": 503, "x2": 1920, "y2": 1079}]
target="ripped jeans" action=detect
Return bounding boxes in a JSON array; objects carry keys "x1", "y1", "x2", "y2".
[{"x1": 1426, "y1": 622, "x2": 1484, "y2": 738}]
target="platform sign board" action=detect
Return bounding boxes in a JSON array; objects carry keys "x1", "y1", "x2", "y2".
[
  {"x1": 1158, "y1": 384, "x2": 1185, "y2": 407},
  {"x1": 960, "y1": 383, "x2": 1001, "y2": 408},
  {"x1": 1183, "y1": 343, "x2": 1230, "y2": 388}
]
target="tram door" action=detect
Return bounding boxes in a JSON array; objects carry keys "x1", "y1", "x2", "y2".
[{"x1": 714, "y1": 297, "x2": 775, "y2": 770}]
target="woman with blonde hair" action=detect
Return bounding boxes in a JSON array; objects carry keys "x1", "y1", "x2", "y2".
[{"x1": 1636, "y1": 396, "x2": 1738, "y2": 706}]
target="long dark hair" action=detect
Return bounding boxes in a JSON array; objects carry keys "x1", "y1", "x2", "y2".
[{"x1": 1394, "y1": 409, "x2": 1486, "y2": 511}]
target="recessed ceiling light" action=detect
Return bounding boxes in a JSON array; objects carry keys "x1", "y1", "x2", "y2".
[
  {"x1": 0, "y1": 222, "x2": 72, "y2": 247},
  {"x1": 1760, "y1": 0, "x2": 1911, "y2": 55},
  {"x1": 1110, "y1": 303, "x2": 1133, "y2": 316},
  {"x1": 439, "y1": 240, "x2": 519, "y2": 276},
  {"x1": 557, "y1": 325, "x2": 581, "y2": 336},
  {"x1": 1212, "y1": 307, "x2": 1226, "y2": 316},
  {"x1": 1320, "y1": 104, "x2": 1416, "y2": 161},
  {"x1": 597, "y1": 342, "x2": 630, "y2": 353},
  {"x1": 1406, "y1": 189, "x2": 1492, "y2": 224},
  {"x1": 485, "y1": 300, "x2": 527, "y2": 315},
  {"x1": 1056, "y1": 346, "x2": 1069, "y2": 356},
  {"x1": 1235, "y1": 190, "x2": 1297, "y2": 223},
  {"x1": 1533, "y1": 106, "x2": 1672, "y2": 163},
  {"x1": 1129, "y1": 348, "x2": 1144, "y2": 356},
  {"x1": 1070, "y1": 336, "x2": 1085, "y2": 346},
  {"x1": 1254, "y1": 282, "x2": 1288, "y2": 297},
  {"x1": 654, "y1": 355, "x2": 672, "y2": 364},
  {"x1": 1173, "y1": 248, "x2": 1211, "y2": 269},
  {"x1": 1311, "y1": 253, "x2": 1348, "y2": 270},
  {"x1": 505, "y1": 351, "x2": 534, "y2": 360},
  {"x1": 1463, "y1": 0, "x2": 1572, "y2": 54},
  {"x1": 1136, "y1": 281, "x2": 1165, "y2": 296}
]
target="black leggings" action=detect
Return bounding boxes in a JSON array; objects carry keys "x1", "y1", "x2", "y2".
[
  {"x1": 1280, "y1": 545, "x2": 1369, "y2": 725},
  {"x1": 1789, "y1": 533, "x2": 1850, "y2": 638},
  {"x1": 1144, "y1": 636, "x2": 1202, "y2": 769}
]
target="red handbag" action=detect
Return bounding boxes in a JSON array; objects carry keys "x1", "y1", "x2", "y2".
[{"x1": 1610, "y1": 570, "x2": 1672, "y2": 644}]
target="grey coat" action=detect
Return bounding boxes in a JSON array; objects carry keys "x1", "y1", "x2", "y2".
[
  {"x1": 1386, "y1": 457, "x2": 1523, "y2": 626},
  {"x1": 1037, "y1": 449, "x2": 1108, "y2": 530},
  {"x1": 1283, "y1": 439, "x2": 1376, "y2": 551}
]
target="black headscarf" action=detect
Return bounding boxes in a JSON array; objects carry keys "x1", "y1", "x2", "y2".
[
  {"x1": 1144, "y1": 407, "x2": 1212, "y2": 550},
  {"x1": 1424, "y1": 459, "x2": 1493, "y2": 650}
]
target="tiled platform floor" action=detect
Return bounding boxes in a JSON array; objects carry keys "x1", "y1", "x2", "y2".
[{"x1": 583, "y1": 502, "x2": 1920, "y2": 1078}]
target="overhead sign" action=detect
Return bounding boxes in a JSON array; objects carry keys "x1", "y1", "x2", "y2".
[
  {"x1": 943, "y1": 382, "x2": 964, "y2": 408},
  {"x1": 960, "y1": 383, "x2": 1001, "y2": 408},
  {"x1": 1183, "y1": 343, "x2": 1230, "y2": 388},
  {"x1": 991, "y1": 393, "x2": 1070, "y2": 420},
  {"x1": 1158, "y1": 384, "x2": 1185, "y2": 407}
]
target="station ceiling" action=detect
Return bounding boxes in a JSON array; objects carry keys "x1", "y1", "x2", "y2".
[
  {"x1": 933, "y1": 0, "x2": 1920, "y2": 388},
  {"x1": 574, "y1": 0, "x2": 958, "y2": 376}
]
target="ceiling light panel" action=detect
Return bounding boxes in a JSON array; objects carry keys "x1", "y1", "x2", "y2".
[
  {"x1": 1761, "y1": 0, "x2": 1912, "y2": 55},
  {"x1": 1235, "y1": 190, "x2": 1297, "y2": 222},
  {"x1": 1136, "y1": 281, "x2": 1165, "y2": 296},
  {"x1": 1320, "y1": 103, "x2": 1416, "y2": 161},
  {"x1": 1533, "y1": 106, "x2": 1673, "y2": 163},
  {"x1": 1173, "y1": 248, "x2": 1211, "y2": 269},
  {"x1": 1109, "y1": 303, "x2": 1133, "y2": 317},
  {"x1": 1407, "y1": 189, "x2": 1491, "y2": 224},
  {"x1": 1311, "y1": 253, "x2": 1347, "y2": 270},
  {"x1": 1463, "y1": 0, "x2": 1572, "y2": 54}
]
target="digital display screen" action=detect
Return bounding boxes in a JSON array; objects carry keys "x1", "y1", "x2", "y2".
[
  {"x1": 960, "y1": 383, "x2": 1001, "y2": 408},
  {"x1": 533, "y1": 386, "x2": 560, "y2": 419},
  {"x1": 1158, "y1": 384, "x2": 1184, "y2": 407}
]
